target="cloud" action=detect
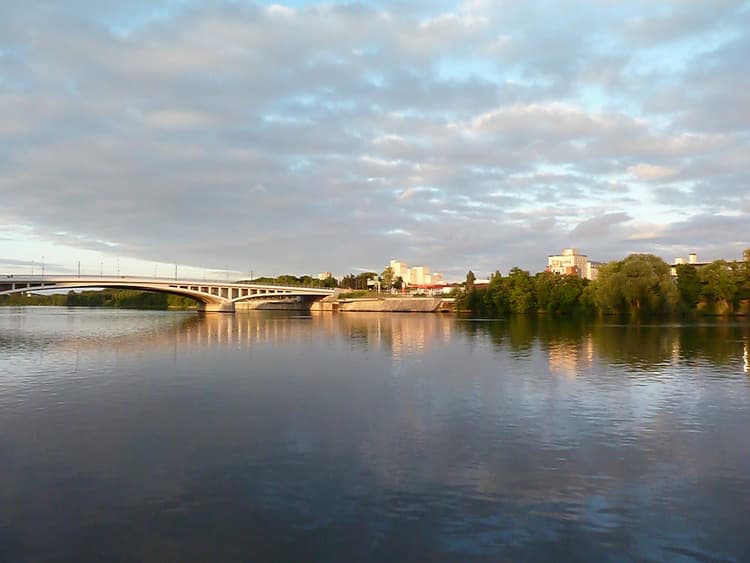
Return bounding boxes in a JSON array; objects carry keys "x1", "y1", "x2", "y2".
[
  {"x1": 627, "y1": 164, "x2": 677, "y2": 181},
  {"x1": 569, "y1": 212, "x2": 631, "y2": 239},
  {"x1": 0, "y1": 0, "x2": 748, "y2": 278}
]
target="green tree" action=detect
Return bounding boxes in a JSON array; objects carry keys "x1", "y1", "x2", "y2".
[
  {"x1": 507, "y1": 267, "x2": 536, "y2": 314},
  {"x1": 381, "y1": 266, "x2": 394, "y2": 291},
  {"x1": 698, "y1": 260, "x2": 738, "y2": 313},
  {"x1": 593, "y1": 261, "x2": 626, "y2": 313},
  {"x1": 320, "y1": 275, "x2": 338, "y2": 289},
  {"x1": 355, "y1": 272, "x2": 377, "y2": 290},
  {"x1": 534, "y1": 271, "x2": 557, "y2": 313},
  {"x1": 676, "y1": 264, "x2": 701, "y2": 310},
  {"x1": 340, "y1": 274, "x2": 356, "y2": 289},
  {"x1": 487, "y1": 271, "x2": 510, "y2": 315},
  {"x1": 593, "y1": 254, "x2": 676, "y2": 316},
  {"x1": 557, "y1": 274, "x2": 586, "y2": 315}
]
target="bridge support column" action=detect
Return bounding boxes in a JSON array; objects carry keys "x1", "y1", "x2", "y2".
[{"x1": 198, "y1": 301, "x2": 235, "y2": 313}]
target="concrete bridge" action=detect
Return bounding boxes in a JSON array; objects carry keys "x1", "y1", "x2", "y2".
[{"x1": 0, "y1": 275, "x2": 335, "y2": 312}]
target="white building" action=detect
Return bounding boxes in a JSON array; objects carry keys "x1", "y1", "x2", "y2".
[
  {"x1": 584, "y1": 262, "x2": 601, "y2": 281},
  {"x1": 410, "y1": 266, "x2": 431, "y2": 285},
  {"x1": 670, "y1": 252, "x2": 707, "y2": 277},
  {"x1": 389, "y1": 259, "x2": 445, "y2": 288},
  {"x1": 547, "y1": 248, "x2": 597, "y2": 280},
  {"x1": 389, "y1": 260, "x2": 410, "y2": 282}
]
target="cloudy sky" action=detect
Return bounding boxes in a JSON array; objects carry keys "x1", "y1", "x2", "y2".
[{"x1": 1, "y1": 0, "x2": 748, "y2": 280}]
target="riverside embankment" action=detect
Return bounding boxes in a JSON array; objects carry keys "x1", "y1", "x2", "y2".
[{"x1": 310, "y1": 294, "x2": 455, "y2": 313}]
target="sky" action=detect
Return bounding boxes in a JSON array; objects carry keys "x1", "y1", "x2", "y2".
[{"x1": 1, "y1": 0, "x2": 748, "y2": 281}]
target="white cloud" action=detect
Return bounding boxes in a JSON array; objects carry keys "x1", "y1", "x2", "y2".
[{"x1": 627, "y1": 164, "x2": 678, "y2": 181}]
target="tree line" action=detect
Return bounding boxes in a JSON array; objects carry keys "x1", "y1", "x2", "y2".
[
  {"x1": 238, "y1": 274, "x2": 338, "y2": 289},
  {"x1": 252, "y1": 269, "x2": 407, "y2": 291},
  {"x1": 456, "y1": 253, "x2": 750, "y2": 317},
  {"x1": 0, "y1": 289, "x2": 197, "y2": 309}
]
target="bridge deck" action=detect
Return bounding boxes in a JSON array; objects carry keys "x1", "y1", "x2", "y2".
[{"x1": 0, "y1": 275, "x2": 334, "y2": 312}]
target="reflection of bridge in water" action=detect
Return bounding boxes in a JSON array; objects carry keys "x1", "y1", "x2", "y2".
[
  {"x1": 142, "y1": 313, "x2": 455, "y2": 358},
  {"x1": 17, "y1": 311, "x2": 456, "y2": 361},
  {"x1": 0, "y1": 275, "x2": 334, "y2": 312}
]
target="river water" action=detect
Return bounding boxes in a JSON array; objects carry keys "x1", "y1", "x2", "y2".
[{"x1": 1, "y1": 307, "x2": 749, "y2": 562}]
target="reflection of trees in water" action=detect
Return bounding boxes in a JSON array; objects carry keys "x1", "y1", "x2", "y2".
[
  {"x1": 454, "y1": 315, "x2": 750, "y2": 371},
  {"x1": 591, "y1": 323, "x2": 676, "y2": 368},
  {"x1": 6, "y1": 309, "x2": 749, "y2": 372},
  {"x1": 592, "y1": 322, "x2": 750, "y2": 370}
]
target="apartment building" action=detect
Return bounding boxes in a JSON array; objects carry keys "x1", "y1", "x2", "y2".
[
  {"x1": 548, "y1": 248, "x2": 587, "y2": 278},
  {"x1": 389, "y1": 259, "x2": 444, "y2": 287}
]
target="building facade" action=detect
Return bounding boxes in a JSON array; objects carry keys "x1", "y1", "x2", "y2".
[
  {"x1": 389, "y1": 259, "x2": 445, "y2": 288},
  {"x1": 670, "y1": 252, "x2": 708, "y2": 277},
  {"x1": 547, "y1": 248, "x2": 597, "y2": 280}
]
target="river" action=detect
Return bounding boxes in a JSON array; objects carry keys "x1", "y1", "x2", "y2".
[{"x1": 1, "y1": 307, "x2": 749, "y2": 561}]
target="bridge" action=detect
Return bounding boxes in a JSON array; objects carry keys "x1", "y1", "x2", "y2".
[{"x1": 0, "y1": 275, "x2": 335, "y2": 312}]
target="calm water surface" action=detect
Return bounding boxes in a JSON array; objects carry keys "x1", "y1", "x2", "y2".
[{"x1": 1, "y1": 307, "x2": 749, "y2": 562}]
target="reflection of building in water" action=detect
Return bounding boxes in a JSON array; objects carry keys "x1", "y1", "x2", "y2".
[
  {"x1": 548, "y1": 335, "x2": 594, "y2": 379},
  {"x1": 745, "y1": 341, "x2": 748, "y2": 374},
  {"x1": 47, "y1": 313, "x2": 455, "y2": 361},
  {"x1": 333, "y1": 314, "x2": 454, "y2": 361}
]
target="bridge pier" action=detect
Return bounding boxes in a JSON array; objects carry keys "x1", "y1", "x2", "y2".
[{"x1": 198, "y1": 301, "x2": 235, "y2": 313}]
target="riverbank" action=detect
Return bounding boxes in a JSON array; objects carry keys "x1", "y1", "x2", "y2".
[{"x1": 310, "y1": 295, "x2": 455, "y2": 313}]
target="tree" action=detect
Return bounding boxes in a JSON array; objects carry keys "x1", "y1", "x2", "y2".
[
  {"x1": 593, "y1": 254, "x2": 677, "y2": 316},
  {"x1": 676, "y1": 264, "x2": 701, "y2": 309},
  {"x1": 381, "y1": 266, "x2": 394, "y2": 291},
  {"x1": 557, "y1": 274, "x2": 586, "y2": 314},
  {"x1": 487, "y1": 271, "x2": 510, "y2": 315},
  {"x1": 355, "y1": 272, "x2": 377, "y2": 290},
  {"x1": 698, "y1": 260, "x2": 738, "y2": 313},
  {"x1": 507, "y1": 267, "x2": 535, "y2": 314},
  {"x1": 320, "y1": 275, "x2": 338, "y2": 289},
  {"x1": 534, "y1": 271, "x2": 557, "y2": 313},
  {"x1": 465, "y1": 270, "x2": 476, "y2": 289},
  {"x1": 593, "y1": 261, "x2": 626, "y2": 313},
  {"x1": 340, "y1": 274, "x2": 357, "y2": 289}
]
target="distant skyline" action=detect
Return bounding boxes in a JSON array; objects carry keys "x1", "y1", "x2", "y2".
[{"x1": 1, "y1": 0, "x2": 748, "y2": 281}]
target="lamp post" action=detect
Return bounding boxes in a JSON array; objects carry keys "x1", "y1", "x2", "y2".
[{"x1": 41, "y1": 256, "x2": 45, "y2": 278}]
